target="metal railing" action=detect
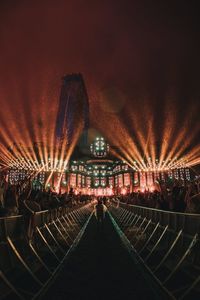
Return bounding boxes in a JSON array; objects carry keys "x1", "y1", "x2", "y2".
[
  {"x1": 0, "y1": 204, "x2": 93, "y2": 299},
  {"x1": 109, "y1": 200, "x2": 200, "y2": 300},
  {"x1": 114, "y1": 200, "x2": 200, "y2": 235}
]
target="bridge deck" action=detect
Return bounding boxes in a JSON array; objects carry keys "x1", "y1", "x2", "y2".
[{"x1": 42, "y1": 214, "x2": 157, "y2": 300}]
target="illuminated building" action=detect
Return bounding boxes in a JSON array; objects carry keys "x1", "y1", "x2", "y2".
[
  {"x1": 4, "y1": 136, "x2": 193, "y2": 194},
  {"x1": 1, "y1": 74, "x2": 193, "y2": 194},
  {"x1": 90, "y1": 136, "x2": 109, "y2": 157},
  {"x1": 68, "y1": 136, "x2": 133, "y2": 196},
  {"x1": 128, "y1": 156, "x2": 192, "y2": 191},
  {"x1": 67, "y1": 136, "x2": 193, "y2": 195}
]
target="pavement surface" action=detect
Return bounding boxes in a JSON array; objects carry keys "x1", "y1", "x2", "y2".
[{"x1": 42, "y1": 214, "x2": 157, "y2": 300}]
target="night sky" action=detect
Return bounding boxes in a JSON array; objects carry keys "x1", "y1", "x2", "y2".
[{"x1": 0, "y1": 0, "x2": 200, "y2": 164}]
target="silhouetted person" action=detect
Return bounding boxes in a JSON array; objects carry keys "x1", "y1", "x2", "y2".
[
  {"x1": 0, "y1": 180, "x2": 5, "y2": 208},
  {"x1": 94, "y1": 200, "x2": 107, "y2": 227}
]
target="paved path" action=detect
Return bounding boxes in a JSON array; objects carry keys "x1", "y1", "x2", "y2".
[{"x1": 43, "y1": 214, "x2": 157, "y2": 300}]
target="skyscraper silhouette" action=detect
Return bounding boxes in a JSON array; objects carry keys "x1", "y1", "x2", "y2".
[{"x1": 55, "y1": 74, "x2": 89, "y2": 145}]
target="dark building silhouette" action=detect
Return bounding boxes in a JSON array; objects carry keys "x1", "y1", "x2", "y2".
[{"x1": 55, "y1": 73, "x2": 89, "y2": 145}]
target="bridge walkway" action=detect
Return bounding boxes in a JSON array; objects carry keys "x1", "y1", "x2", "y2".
[{"x1": 42, "y1": 214, "x2": 158, "y2": 300}]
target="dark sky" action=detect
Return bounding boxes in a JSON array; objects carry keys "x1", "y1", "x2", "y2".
[{"x1": 0, "y1": 0, "x2": 200, "y2": 163}]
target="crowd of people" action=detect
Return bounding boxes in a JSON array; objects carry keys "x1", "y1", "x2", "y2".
[
  {"x1": 1, "y1": 176, "x2": 200, "y2": 218},
  {"x1": 115, "y1": 179, "x2": 200, "y2": 213},
  {"x1": 0, "y1": 178, "x2": 91, "y2": 217}
]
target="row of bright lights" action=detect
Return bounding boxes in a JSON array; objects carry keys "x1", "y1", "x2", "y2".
[
  {"x1": 8, "y1": 158, "x2": 69, "y2": 172},
  {"x1": 7, "y1": 157, "x2": 190, "y2": 173},
  {"x1": 131, "y1": 157, "x2": 189, "y2": 172}
]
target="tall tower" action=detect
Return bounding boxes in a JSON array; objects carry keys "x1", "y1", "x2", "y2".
[{"x1": 55, "y1": 73, "x2": 89, "y2": 145}]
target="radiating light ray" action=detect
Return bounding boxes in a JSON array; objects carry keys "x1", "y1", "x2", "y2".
[
  {"x1": 45, "y1": 170, "x2": 54, "y2": 189},
  {"x1": 1, "y1": 72, "x2": 200, "y2": 187},
  {"x1": 0, "y1": 75, "x2": 86, "y2": 187},
  {"x1": 90, "y1": 87, "x2": 200, "y2": 174},
  {"x1": 56, "y1": 172, "x2": 63, "y2": 193},
  {"x1": 161, "y1": 103, "x2": 199, "y2": 168},
  {"x1": 104, "y1": 116, "x2": 146, "y2": 169}
]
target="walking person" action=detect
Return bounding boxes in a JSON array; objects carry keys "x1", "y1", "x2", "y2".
[{"x1": 94, "y1": 199, "x2": 107, "y2": 228}]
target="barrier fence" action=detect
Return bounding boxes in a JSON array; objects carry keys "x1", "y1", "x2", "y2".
[
  {"x1": 1, "y1": 200, "x2": 199, "y2": 299},
  {"x1": 114, "y1": 200, "x2": 200, "y2": 235},
  {"x1": 109, "y1": 200, "x2": 200, "y2": 299},
  {"x1": 0, "y1": 203, "x2": 93, "y2": 299}
]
